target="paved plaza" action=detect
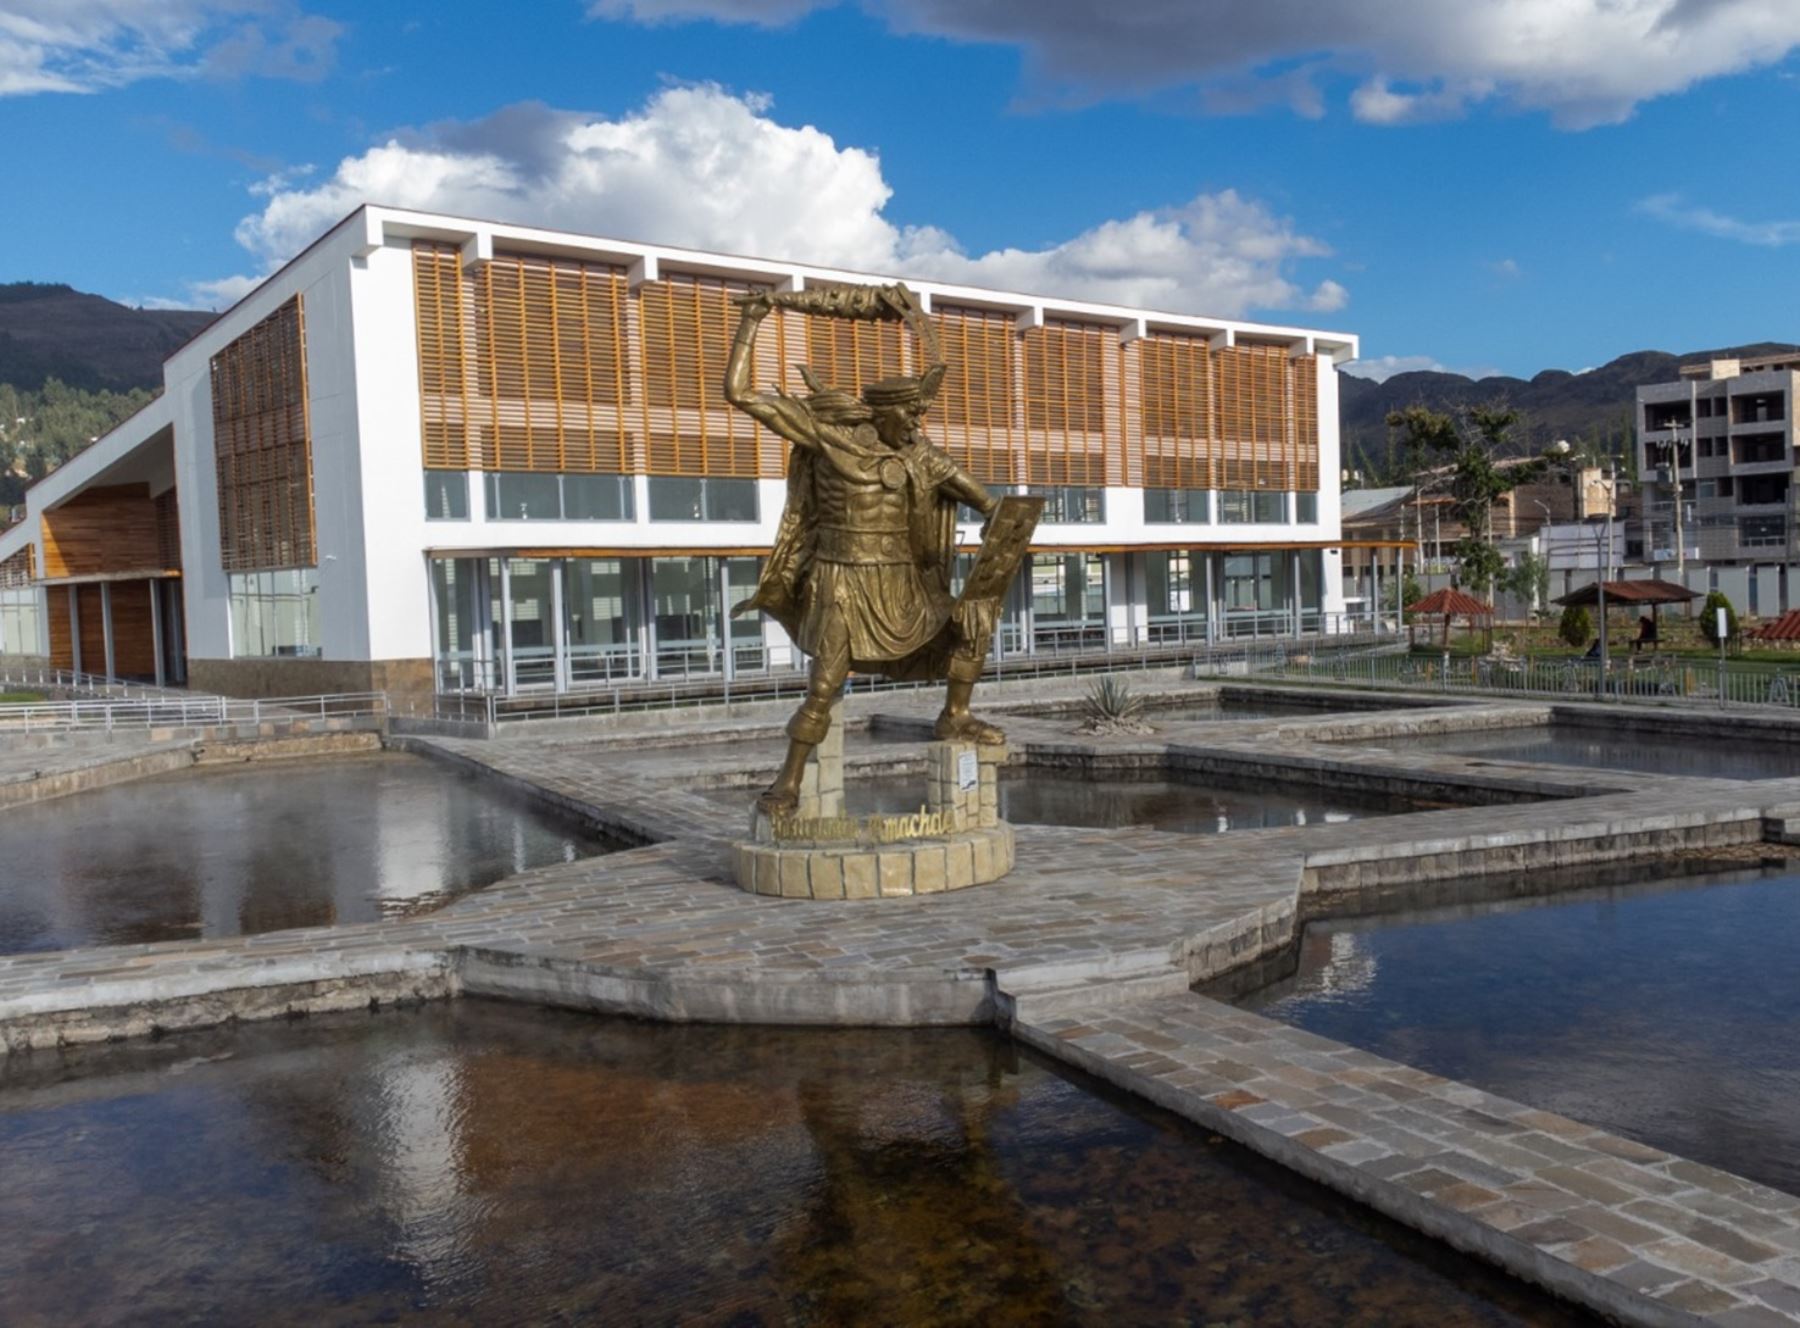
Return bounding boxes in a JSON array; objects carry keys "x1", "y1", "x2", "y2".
[{"x1": 5, "y1": 681, "x2": 1800, "y2": 1324}]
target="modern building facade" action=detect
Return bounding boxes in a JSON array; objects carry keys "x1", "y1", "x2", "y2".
[
  {"x1": 0, "y1": 205, "x2": 1372, "y2": 703},
  {"x1": 1636, "y1": 352, "x2": 1800, "y2": 569}
]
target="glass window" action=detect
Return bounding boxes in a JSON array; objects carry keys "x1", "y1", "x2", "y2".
[
  {"x1": 564, "y1": 558, "x2": 639, "y2": 686},
  {"x1": 1219, "y1": 490, "x2": 1287, "y2": 523},
  {"x1": 485, "y1": 472, "x2": 561, "y2": 521},
  {"x1": 431, "y1": 557, "x2": 484, "y2": 691},
  {"x1": 1027, "y1": 486, "x2": 1105, "y2": 524},
  {"x1": 1144, "y1": 488, "x2": 1210, "y2": 524},
  {"x1": 424, "y1": 471, "x2": 469, "y2": 520},
  {"x1": 707, "y1": 478, "x2": 759, "y2": 522},
  {"x1": 563, "y1": 473, "x2": 633, "y2": 521},
  {"x1": 0, "y1": 586, "x2": 43, "y2": 656},
  {"x1": 1030, "y1": 553, "x2": 1104, "y2": 622},
  {"x1": 229, "y1": 568, "x2": 320, "y2": 658},
  {"x1": 1295, "y1": 491, "x2": 1319, "y2": 523},
  {"x1": 1146, "y1": 551, "x2": 1203, "y2": 618},
  {"x1": 648, "y1": 476, "x2": 759, "y2": 522},
  {"x1": 1222, "y1": 553, "x2": 1277, "y2": 611}
]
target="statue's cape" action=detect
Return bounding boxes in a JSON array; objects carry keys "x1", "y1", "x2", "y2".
[{"x1": 733, "y1": 421, "x2": 960, "y2": 639}]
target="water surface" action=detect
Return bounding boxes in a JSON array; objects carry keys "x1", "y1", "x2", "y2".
[
  {"x1": 0, "y1": 1001, "x2": 1595, "y2": 1325},
  {"x1": 1242, "y1": 867, "x2": 1800, "y2": 1195},
  {"x1": 845, "y1": 769, "x2": 1400, "y2": 833},
  {"x1": 0, "y1": 753, "x2": 613, "y2": 954},
  {"x1": 1378, "y1": 725, "x2": 1798, "y2": 780}
]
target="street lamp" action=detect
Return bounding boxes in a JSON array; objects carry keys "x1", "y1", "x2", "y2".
[{"x1": 1550, "y1": 439, "x2": 1613, "y2": 698}]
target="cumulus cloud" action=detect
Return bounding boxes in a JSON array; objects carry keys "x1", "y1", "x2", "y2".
[
  {"x1": 589, "y1": 0, "x2": 1800, "y2": 129},
  {"x1": 1637, "y1": 193, "x2": 1800, "y2": 247},
  {"x1": 203, "y1": 86, "x2": 1346, "y2": 319},
  {"x1": 0, "y1": 0, "x2": 341, "y2": 96}
]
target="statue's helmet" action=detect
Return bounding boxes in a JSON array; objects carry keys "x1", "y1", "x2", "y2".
[{"x1": 861, "y1": 363, "x2": 947, "y2": 410}]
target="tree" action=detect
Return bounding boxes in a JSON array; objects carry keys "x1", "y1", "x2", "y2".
[
  {"x1": 0, "y1": 378, "x2": 153, "y2": 507},
  {"x1": 1700, "y1": 591, "x2": 1739, "y2": 648},
  {"x1": 1499, "y1": 551, "x2": 1550, "y2": 616},
  {"x1": 1559, "y1": 605, "x2": 1592, "y2": 649},
  {"x1": 1386, "y1": 403, "x2": 1547, "y2": 596}
]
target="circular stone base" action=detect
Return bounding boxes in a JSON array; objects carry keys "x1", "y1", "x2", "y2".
[{"x1": 732, "y1": 823, "x2": 1016, "y2": 899}]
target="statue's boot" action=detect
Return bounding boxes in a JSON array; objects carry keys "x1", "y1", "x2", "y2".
[
  {"x1": 759, "y1": 692, "x2": 833, "y2": 812},
  {"x1": 934, "y1": 672, "x2": 1005, "y2": 745}
]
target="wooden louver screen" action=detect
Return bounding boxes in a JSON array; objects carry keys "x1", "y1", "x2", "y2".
[
  {"x1": 1292, "y1": 355, "x2": 1320, "y2": 492},
  {"x1": 413, "y1": 244, "x2": 473, "y2": 469},
  {"x1": 804, "y1": 296, "x2": 906, "y2": 394},
  {"x1": 155, "y1": 488, "x2": 182, "y2": 571},
  {"x1": 1022, "y1": 320, "x2": 1113, "y2": 487},
  {"x1": 930, "y1": 305, "x2": 1016, "y2": 485},
  {"x1": 479, "y1": 252, "x2": 630, "y2": 473},
  {"x1": 0, "y1": 544, "x2": 32, "y2": 588},
  {"x1": 1138, "y1": 332, "x2": 1217, "y2": 491},
  {"x1": 639, "y1": 273, "x2": 783, "y2": 478},
  {"x1": 211, "y1": 295, "x2": 314, "y2": 572},
  {"x1": 1135, "y1": 336, "x2": 1319, "y2": 493},
  {"x1": 414, "y1": 244, "x2": 634, "y2": 474}
]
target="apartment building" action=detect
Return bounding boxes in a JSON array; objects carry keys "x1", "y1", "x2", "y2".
[{"x1": 1636, "y1": 352, "x2": 1800, "y2": 568}]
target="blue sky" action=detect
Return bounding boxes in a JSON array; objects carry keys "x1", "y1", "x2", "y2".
[{"x1": 3, "y1": 0, "x2": 1798, "y2": 381}]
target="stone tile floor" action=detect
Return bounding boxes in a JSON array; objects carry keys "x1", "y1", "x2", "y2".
[{"x1": 7, "y1": 688, "x2": 1800, "y2": 1324}]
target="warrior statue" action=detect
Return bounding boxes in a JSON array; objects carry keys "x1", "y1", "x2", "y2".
[{"x1": 724, "y1": 282, "x2": 1021, "y2": 814}]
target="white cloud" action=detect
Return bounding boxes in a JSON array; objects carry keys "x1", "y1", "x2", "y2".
[
  {"x1": 211, "y1": 86, "x2": 1346, "y2": 320},
  {"x1": 1487, "y1": 257, "x2": 1523, "y2": 280},
  {"x1": 590, "y1": 0, "x2": 1800, "y2": 129},
  {"x1": 1637, "y1": 193, "x2": 1800, "y2": 247},
  {"x1": 0, "y1": 0, "x2": 341, "y2": 97}
]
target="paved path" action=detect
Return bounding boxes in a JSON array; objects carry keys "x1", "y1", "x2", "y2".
[{"x1": 7, "y1": 690, "x2": 1800, "y2": 1324}]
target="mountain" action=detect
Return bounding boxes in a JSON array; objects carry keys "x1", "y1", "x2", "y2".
[
  {"x1": 1340, "y1": 342, "x2": 1800, "y2": 477},
  {"x1": 0, "y1": 283, "x2": 214, "y2": 392}
]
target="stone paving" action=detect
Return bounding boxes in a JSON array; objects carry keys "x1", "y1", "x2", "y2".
[
  {"x1": 7, "y1": 684, "x2": 1800, "y2": 1324},
  {"x1": 1016, "y1": 993, "x2": 1800, "y2": 1328}
]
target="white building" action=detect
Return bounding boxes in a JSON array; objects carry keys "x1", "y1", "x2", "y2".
[{"x1": 0, "y1": 205, "x2": 1379, "y2": 706}]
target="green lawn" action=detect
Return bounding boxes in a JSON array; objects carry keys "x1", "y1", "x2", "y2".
[{"x1": 0, "y1": 691, "x2": 44, "y2": 703}]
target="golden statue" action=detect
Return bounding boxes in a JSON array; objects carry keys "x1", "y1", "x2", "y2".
[{"x1": 725, "y1": 282, "x2": 1040, "y2": 813}]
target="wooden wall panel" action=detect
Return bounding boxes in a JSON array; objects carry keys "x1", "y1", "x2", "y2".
[
  {"x1": 76, "y1": 584, "x2": 105, "y2": 671},
  {"x1": 1134, "y1": 337, "x2": 1320, "y2": 494},
  {"x1": 211, "y1": 295, "x2": 314, "y2": 572},
  {"x1": 41, "y1": 484, "x2": 163, "y2": 579},
  {"x1": 108, "y1": 580, "x2": 157, "y2": 678},
  {"x1": 47, "y1": 588, "x2": 71, "y2": 669}
]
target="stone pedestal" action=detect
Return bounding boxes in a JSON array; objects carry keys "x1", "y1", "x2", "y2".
[{"x1": 734, "y1": 716, "x2": 1016, "y2": 899}]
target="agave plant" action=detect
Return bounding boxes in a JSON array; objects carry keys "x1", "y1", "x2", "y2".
[{"x1": 1081, "y1": 676, "x2": 1145, "y2": 725}]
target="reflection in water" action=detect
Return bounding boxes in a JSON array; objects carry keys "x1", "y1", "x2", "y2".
[
  {"x1": 1243, "y1": 867, "x2": 1800, "y2": 1196},
  {"x1": 0, "y1": 753, "x2": 614, "y2": 955},
  {"x1": 845, "y1": 770, "x2": 1395, "y2": 833},
  {"x1": 0, "y1": 1002, "x2": 1594, "y2": 1325},
  {"x1": 1387, "y1": 725, "x2": 1800, "y2": 780}
]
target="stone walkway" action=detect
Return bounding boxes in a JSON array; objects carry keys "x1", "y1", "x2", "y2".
[{"x1": 6, "y1": 689, "x2": 1800, "y2": 1324}]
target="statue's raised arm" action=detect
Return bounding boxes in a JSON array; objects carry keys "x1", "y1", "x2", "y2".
[{"x1": 723, "y1": 283, "x2": 941, "y2": 450}]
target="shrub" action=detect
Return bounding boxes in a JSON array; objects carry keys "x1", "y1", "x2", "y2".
[
  {"x1": 1558, "y1": 605, "x2": 1592, "y2": 650},
  {"x1": 1082, "y1": 676, "x2": 1144, "y2": 725},
  {"x1": 1700, "y1": 591, "x2": 1739, "y2": 647}
]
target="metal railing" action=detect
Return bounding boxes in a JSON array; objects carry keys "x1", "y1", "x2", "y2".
[
  {"x1": 0, "y1": 665, "x2": 191, "y2": 701},
  {"x1": 1193, "y1": 645, "x2": 1800, "y2": 711},
  {"x1": 0, "y1": 690, "x2": 389, "y2": 734}
]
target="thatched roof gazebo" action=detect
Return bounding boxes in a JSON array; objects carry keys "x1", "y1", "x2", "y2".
[{"x1": 1407, "y1": 587, "x2": 1493, "y2": 645}]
